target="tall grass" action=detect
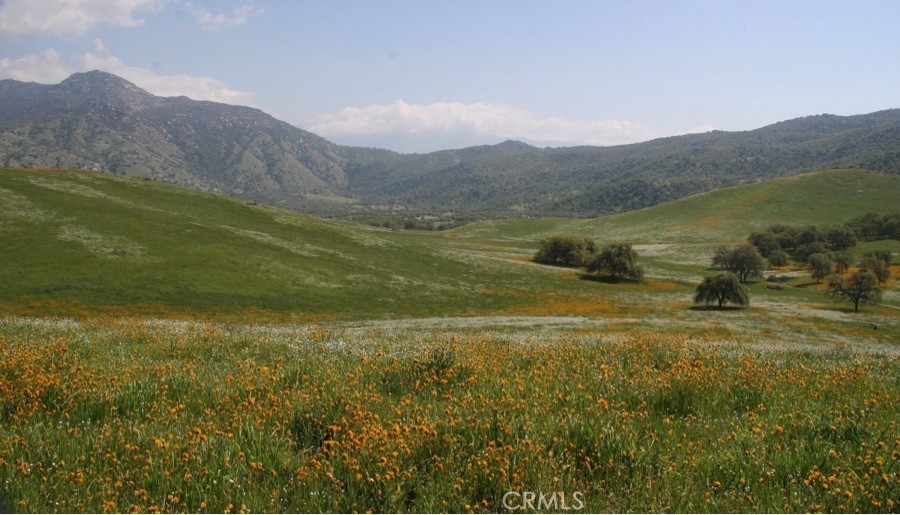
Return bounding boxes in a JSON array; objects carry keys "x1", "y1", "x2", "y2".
[{"x1": 1, "y1": 318, "x2": 896, "y2": 513}]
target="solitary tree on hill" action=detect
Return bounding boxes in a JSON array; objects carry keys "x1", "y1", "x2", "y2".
[
  {"x1": 829, "y1": 270, "x2": 881, "y2": 312},
  {"x1": 694, "y1": 273, "x2": 749, "y2": 308}
]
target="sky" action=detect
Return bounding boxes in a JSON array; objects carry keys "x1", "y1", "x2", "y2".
[{"x1": 0, "y1": 0, "x2": 898, "y2": 153}]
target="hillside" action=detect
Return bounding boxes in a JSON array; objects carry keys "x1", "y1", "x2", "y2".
[
  {"x1": 452, "y1": 168, "x2": 900, "y2": 243},
  {"x1": 2, "y1": 167, "x2": 897, "y2": 321},
  {"x1": 450, "y1": 168, "x2": 900, "y2": 281},
  {"x1": 0, "y1": 71, "x2": 349, "y2": 208},
  {"x1": 1, "y1": 72, "x2": 898, "y2": 220},
  {"x1": 0, "y1": 168, "x2": 618, "y2": 319}
]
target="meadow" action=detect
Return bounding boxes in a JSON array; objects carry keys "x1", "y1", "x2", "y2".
[
  {"x1": 0, "y1": 168, "x2": 898, "y2": 512},
  {"x1": 1, "y1": 317, "x2": 897, "y2": 513}
]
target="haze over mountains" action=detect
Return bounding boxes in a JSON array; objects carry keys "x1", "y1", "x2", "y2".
[{"x1": 1, "y1": 71, "x2": 898, "y2": 218}]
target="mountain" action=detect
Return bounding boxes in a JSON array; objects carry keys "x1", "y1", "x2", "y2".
[
  {"x1": 0, "y1": 71, "x2": 348, "y2": 208},
  {"x1": 341, "y1": 112, "x2": 900, "y2": 217},
  {"x1": 1, "y1": 71, "x2": 898, "y2": 218}
]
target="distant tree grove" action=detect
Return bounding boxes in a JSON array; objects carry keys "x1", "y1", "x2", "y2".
[{"x1": 534, "y1": 236, "x2": 643, "y2": 281}]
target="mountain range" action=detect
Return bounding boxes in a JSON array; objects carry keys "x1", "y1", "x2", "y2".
[{"x1": 1, "y1": 70, "x2": 898, "y2": 219}]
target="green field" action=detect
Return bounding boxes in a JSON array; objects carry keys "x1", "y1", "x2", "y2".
[{"x1": 0, "y1": 167, "x2": 898, "y2": 512}]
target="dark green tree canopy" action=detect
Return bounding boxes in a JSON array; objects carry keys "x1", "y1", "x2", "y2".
[
  {"x1": 694, "y1": 273, "x2": 749, "y2": 308},
  {"x1": 807, "y1": 253, "x2": 833, "y2": 283},
  {"x1": 845, "y1": 212, "x2": 900, "y2": 241},
  {"x1": 832, "y1": 252, "x2": 854, "y2": 274},
  {"x1": 533, "y1": 236, "x2": 595, "y2": 267},
  {"x1": 859, "y1": 257, "x2": 891, "y2": 284},
  {"x1": 587, "y1": 243, "x2": 644, "y2": 281},
  {"x1": 767, "y1": 249, "x2": 790, "y2": 267},
  {"x1": 714, "y1": 244, "x2": 765, "y2": 283}
]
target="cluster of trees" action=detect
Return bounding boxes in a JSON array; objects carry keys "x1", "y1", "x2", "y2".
[
  {"x1": 748, "y1": 224, "x2": 857, "y2": 264},
  {"x1": 748, "y1": 213, "x2": 898, "y2": 267},
  {"x1": 845, "y1": 212, "x2": 900, "y2": 241},
  {"x1": 533, "y1": 236, "x2": 644, "y2": 281},
  {"x1": 701, "y1": 242, "x2": 892, "y2": 311}
]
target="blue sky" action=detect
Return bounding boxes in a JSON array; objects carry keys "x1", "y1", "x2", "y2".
[{"x1": 1, "y1": 0, "x2": 898, "y2": 153}]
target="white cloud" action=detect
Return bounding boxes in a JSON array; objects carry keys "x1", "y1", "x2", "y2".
[
  {"x1": 182, "y1": 2, "x2": 260, "y2": 31},
  {"x1": 93, "y1": 37, "x2": 108, "y2": 53},
  {"x1": 0, "y1": 0, "x2": 165, "y2": 38},
  {"x1": 310, "y1": 100, "x2": 658, "y2": 147},
  {"x1": 0, "y1": 48, "x2": 255, "y2": 105},
  {"x1": 0, "y1": 50, "x2": 71, "y2": 83}
]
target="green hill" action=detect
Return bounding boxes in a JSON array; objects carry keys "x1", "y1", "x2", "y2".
[
  {"x1": 454, "y1": 168, "x2": 899, "y2": 243},
  {"x1": 0, "y1": 168, "x2": 601, "y2": 319},
  {"x1": 1, "y1": 167, "x2": 897, "y2": 320},
  {"x1": 450, "y1": 168, "x2": 900, "y2": 280}
]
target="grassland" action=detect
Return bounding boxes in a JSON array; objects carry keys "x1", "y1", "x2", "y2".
[
  {"x1": 0, "y1": 167, "x2": 898, "y2": 512},
  {"x1": 1, "y1": 318, "x2": 897, "y2": 513}
]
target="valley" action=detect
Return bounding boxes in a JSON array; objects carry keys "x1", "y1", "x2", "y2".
[{"x1": 0, "y1": 136, "x2": 898, "y2": 514}]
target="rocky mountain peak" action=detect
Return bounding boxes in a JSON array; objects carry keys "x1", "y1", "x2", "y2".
[{"x1": 58, "y1": 70, "x2": 159, "y2": 109}]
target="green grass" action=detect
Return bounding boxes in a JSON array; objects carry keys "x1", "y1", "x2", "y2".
[
  {"x1": 0, "y1": 319, "x2": 896, "y2": 513},
  {"x1": 452, "y1": 168, "x2": 900, "y2": 245},
  {"x1": 0, "y1": 169, "x2": 619, "y2": 320},
  {"x1": 0, "y1": 167, "x2": 898, "y2": 513}
]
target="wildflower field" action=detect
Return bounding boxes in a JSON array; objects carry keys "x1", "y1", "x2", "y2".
[{"x1": 1, "y1": 317, "x2": 897, "y2": 513}]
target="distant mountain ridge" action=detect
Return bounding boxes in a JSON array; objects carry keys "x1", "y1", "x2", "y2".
[
  {"x1": 1, "y1": 71, "x2": 898, "y2": 217},
  {"x1": 0, "y1": 71, "x2": 348, "y2": 205}
]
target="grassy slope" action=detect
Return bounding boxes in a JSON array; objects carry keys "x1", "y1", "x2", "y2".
[
  {"x1": 0, "y1": 168, "x2": 628, "y2": 319},
  {"x1": 450, "y1": 168, "x2": 900, "y2": 279},
  {"x1": 1, "y1": 167, "x2": 897, "y2": 326},
  {"x1": 452, "y1": 168, "x2": 900, "y2": 243}
]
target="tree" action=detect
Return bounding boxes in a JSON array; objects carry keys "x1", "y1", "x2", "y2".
[
  {"x1": 859, "y1": 257, "x2": 890, "y2": 284},
  {"x1": 807, "y1": 253, "x2": 833, "y2": 283},
  {"x1": 694, "y1": 273, "x2": 749, "y2": 308},
  {"x1": 722, "y1": 244, "x2": 765, "y2": 284},
  {"x1": 587, "y1": 243, "x2": 644, "y2": 281},
  {"x1": 846, "y1": 212, "x2": 900, "y2": 240},
  {"x1": 711, "y1": 245, "x2": 730, "y2": 268},
  {"x1": 824, "y1": 226, "x2": 857, "y2": 251},
  {"x1": 862, "y1": 249, "x2": 893, "y2": 266},
  {"x1": 832, "y1": 252, "x2": 853, "y2": 274},
  {"x1": 534, "y1": 236, "x2": 595, "y2": 267},
  {"x1": 748, "y1": 230, "x2": 780, "y2": 258},
  {"x1": 829, "y1": 271, "x2": 882, "y2": 312},
  {"x1": 768, "y1": 250, "x2": 790, "y2": 267}
]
